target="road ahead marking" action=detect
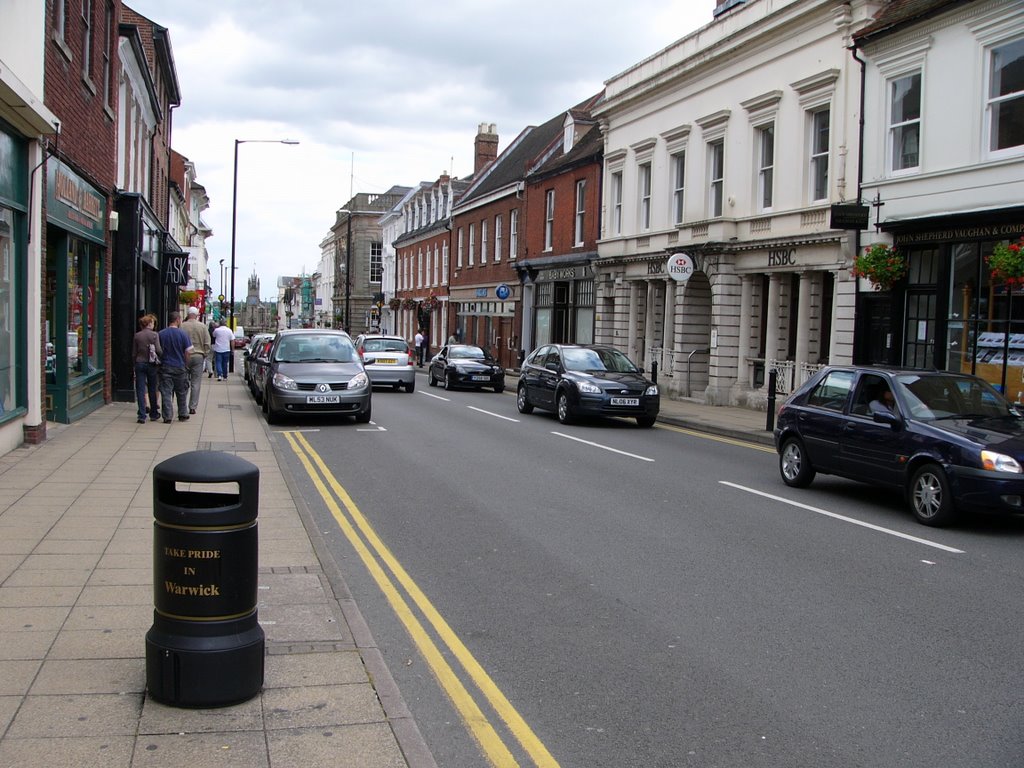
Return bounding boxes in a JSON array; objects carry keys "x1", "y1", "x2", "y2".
[
  {"x1": 467, "y1": 406, "x2": 520, "y2": 422},
  {"x1": 720, "y1": 481, "x2": 964, "y2": 554},
  {"x1": 282, "y1": 430, "x2": 558, "y2": 768},
  {"x1": 551, "y1": 431, "x2": 655, "y2": 462}
]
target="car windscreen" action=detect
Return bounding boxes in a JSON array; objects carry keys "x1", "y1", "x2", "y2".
[
  {"x1": 450, "y1": 346, "x2": 487, "y2": 360},
  {"x1": 274, "y1": 335, "x2": 356, "y2": 363},
  {"x1": 895, "y1": 374, "x2": 1014, "y2": 420},
  {"x1": 562, "y1": 347, "x2": 638, "y2": 373}
]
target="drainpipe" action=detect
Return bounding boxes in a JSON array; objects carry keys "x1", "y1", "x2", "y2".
[{"x1": 849, "y1": 40, "x2": 868, "y2": 363}]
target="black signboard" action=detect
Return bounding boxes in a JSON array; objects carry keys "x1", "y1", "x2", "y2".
[{"x1": 830, "y1": 203, "x2": 870, "y2": 230}]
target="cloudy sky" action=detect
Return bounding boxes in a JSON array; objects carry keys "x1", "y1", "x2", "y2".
[{"x1": 125, "y1": 0, "x2": 718, "y2": 303}]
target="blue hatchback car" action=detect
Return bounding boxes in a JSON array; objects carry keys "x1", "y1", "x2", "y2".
[{"x1": 774, "y1": 366, "x2": 1024, "y2": 526}]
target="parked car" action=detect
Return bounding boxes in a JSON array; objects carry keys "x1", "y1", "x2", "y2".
[
  {"x1": 775, "y1": 365, "x2": 1024, "y2": 526},
  {"x1": 248, "y1": 336, "x2": 274, "y2": 403},
  {"x1": 261, "y1": 329, "x2": 371, "y2": 425},
  {"x1": 428, "y1": 344, "x2": 505, "y2": 392},
  {"x1": 355, "y1": 334, "x2": 415, "y2": 393},
  {"x1": 243, "y1": 333, "x2": 273, "y2": 384},
  {"x1": 516, "y1": 344, "x2": 659, "y2": 427}
]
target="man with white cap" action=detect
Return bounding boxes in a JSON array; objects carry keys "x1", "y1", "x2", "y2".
[{"x1": 181, "y1": 306, "x2": 212, "y2": 414}]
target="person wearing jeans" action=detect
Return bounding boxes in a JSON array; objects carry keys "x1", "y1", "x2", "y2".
[
  {"x1": 211, "y1": 321, "x2": 234, "y2": 380},
  {"x1": 132, "y1": 314, "x2": 162, "y2": 423},
  {"x1": 157, "y1": 311, "x2": 194, "y2": 422}
]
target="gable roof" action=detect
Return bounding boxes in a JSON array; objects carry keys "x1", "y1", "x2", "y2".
[{"x1": 457, "y1": 93, "x2": 603, "y2": 208}]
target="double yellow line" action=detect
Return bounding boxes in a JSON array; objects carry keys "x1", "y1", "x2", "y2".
[{"x1": 283, "y1": 431, "x2": 559, "y2": 768}]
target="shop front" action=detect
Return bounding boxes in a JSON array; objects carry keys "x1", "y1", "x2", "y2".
[
  {"x1": 517, "y1": 257, "x2": 596, "y2": 354},
  {"x1": 867, "y1": 211, "x2": 1024, "y2": 399},
  {"x1": 449, "y1": 285, "x2": 519, "y2": 370},
  {"x1": 0, "y1": 126, "x2": 27, "y2": 432},
  {"x1": 45, "y1": 161, "x2": 108, "y2": 424}
]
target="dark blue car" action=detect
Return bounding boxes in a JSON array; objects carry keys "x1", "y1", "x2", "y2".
[{"x1": 774, "y1": 366, "x2": 1024, "y2": 526}]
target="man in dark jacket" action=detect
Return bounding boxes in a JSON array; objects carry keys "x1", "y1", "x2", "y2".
[{"x1": 157, "y1": 311, "x2": 194, "y2": 423}]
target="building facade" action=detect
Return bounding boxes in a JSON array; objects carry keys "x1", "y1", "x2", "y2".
[
  {"x1": 854, "y1": 0, "x2": 1024, "y2": 399},
  {"x1": 594, "y1": 0, "x2": 883, "y2": 408}
]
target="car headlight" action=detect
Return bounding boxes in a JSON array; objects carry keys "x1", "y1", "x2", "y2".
[
  {"x1": 981, "y1": 450, "x2": 1023, "y2": 473},
  {"x1": 272, "y1": 372, "x2": 297, "y2": 390},
  {"x1": 645, "y1": 384, "x2": 659, "y2": 396},
  {"x1": 577, "y1": 380, "x2": 601, "y2": 394},
  {"x1": 349, "y1": 372, "x2": 369, "y2": 389}
]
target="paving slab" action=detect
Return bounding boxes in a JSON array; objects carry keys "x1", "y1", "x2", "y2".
[
  {"x1": 130, "y1": 732, "x2": 270, "y2": 768},
  {"x1": 266, "y1": 724, "x2": 409, "y2": 768},
  {"x1": 7, "y1": 693, "x2": 144, "y2": 737},
  {"x1": 0, "y1": 735, "x2": 136, "y2": 768},
  {"x1": 31, "y1": 658, "x2": 145, "y2": 695}
]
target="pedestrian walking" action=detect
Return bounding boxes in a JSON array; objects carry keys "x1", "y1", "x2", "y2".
[
  {"x1": 181, "y1": 306, "x2": 212, "y2": 415},
  {"x1": 414, "y1": 329, "x2": 424, "y2": 367},
  {"x1": 157, "y1": 311, "x2": 194, "y2": 423},
  {"x1": 211, "y1": 321, "x2": 235, "y2": 380},
  {"x1": 132, "y1": 314, "x2": 162, "y2": 423},
  {"x1": 206, "y1": 320, "x2": 217, "y2": 377}
]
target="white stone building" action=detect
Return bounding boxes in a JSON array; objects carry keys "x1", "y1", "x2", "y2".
[
  {"x1": 380, "y1": 184, "x2": 429, "y2": 335},
  {"x1": 594, "y1": 0, "x2": 884, "y2": 408},
  {"x1": 315, "y1": 231, "x2": 335, "y2": 327}
]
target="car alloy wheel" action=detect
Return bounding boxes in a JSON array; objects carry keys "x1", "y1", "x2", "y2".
[
  {"x1": 779, "y1": 437, "x2": 815, "y2": 488},
  {"x1": 909, "y1": 463, "x2": 956, "y2": 527},
  {"x1": 517, "y1": 385, "x2": 533, "y2": 414},
  {"x1": 428, "y1": 368, "x2": 437, "y2": 386},
  {"x1": 444, "y1": 371, "x2": 454, "y2": 391},
  {"x1": 557, "y1": 391, "x2": 573, "y2": 424}
]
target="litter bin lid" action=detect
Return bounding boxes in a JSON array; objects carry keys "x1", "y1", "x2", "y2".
[{"x1": 154, "y1": 451, "x2": 259, "y2": 527}]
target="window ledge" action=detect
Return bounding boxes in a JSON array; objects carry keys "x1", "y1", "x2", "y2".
[{"x1": 52, "y1": 32, "x2": 72, "y2": 63}]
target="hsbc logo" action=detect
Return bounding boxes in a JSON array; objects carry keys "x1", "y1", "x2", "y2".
[{"x1": 666, "y1": 253, "x2": 695, "y2": 283}]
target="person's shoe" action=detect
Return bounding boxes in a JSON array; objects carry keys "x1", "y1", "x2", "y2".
[
  {"x1": 137, "y1": 418, "x2": 146, "y2": 424},
  {"x1": 163, "y1": 418, "x2": 172, "y2": 424},
  {"x1": 189, "y1": 408, "x2": 196, "y2": 415},
  {"x1": 179, "y1": 415, "x2": 190, "y2": 422},
  {"x1": 208, "y1": 372, "x2": 213, "y2": 378}
]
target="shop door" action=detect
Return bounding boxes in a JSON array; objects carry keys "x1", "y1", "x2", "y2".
[
  {"x1": 903, "y1": 290, "x2": 937, "y2": 369},
  {"x1": 552, "y1": 282, "x2": 570, "y2": 343},
  {"x1": 860, "y1": 294, "x2": 895, "y2": 365}
]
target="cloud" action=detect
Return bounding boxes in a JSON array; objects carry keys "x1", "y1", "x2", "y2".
[{"x1": 125, "y1": 0, "x2": 716, "y2": 301}]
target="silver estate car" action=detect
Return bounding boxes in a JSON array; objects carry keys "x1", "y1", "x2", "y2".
[{"x1": 261, "y1": 329, "x2": 371, "y2": 425}]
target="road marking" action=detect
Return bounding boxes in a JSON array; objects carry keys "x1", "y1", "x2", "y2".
[
  {"x1": 419, "y1": 391, "x2": 450, "y2": 401},
  {"x1": 551, "y1": 431, "x2": 655, "y2": 462},
  {"x1": 356, "y1": 423, "x2": 387, "y2": 432},
  {"x1": 719, "y1": 481, "x2": 965, "y2": 554},
  {"x1": 282, "y1": 430, "x2": 559, "y2": 768},
  {"x1": 467, "y1": 406, "x2": 520, "y2": 422},
  {"x1": 656, "y1": 422, "x2": 776, "y2": 452}
]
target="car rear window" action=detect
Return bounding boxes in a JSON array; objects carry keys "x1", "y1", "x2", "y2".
[
  {"x1": 806, "y1": 370, "x2": 854, "y2": 412},
  {"x1": 364, "y1": 339, "x2": 408, "y2": 353}
]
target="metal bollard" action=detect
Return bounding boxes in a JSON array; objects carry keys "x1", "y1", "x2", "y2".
[
  {"x1": 766, "y1": 369, "x2": 778, "y2": 433},
  {"x1": 145, "y1": 451, "x2": 263, "y2": 707},
  {"x1": 651, "y1": 360, "x2": 658, "y2": 384}
]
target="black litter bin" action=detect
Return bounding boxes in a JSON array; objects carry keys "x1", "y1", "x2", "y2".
[{"x1": 145, "y1": 450, "x2": 263, "y2": 707}]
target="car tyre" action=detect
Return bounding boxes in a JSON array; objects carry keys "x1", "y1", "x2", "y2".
[
  {"x1": 355, "y1": 405, "x2": 372, "y2": 424},
  {"x1": 494, "y1": 384, "x2": 504, "y2": 394},
  {"x1": 517, "y1": 385, "x2": 534, "y2": 414},
  {"x1": 265, "y1": 401, "x2": 280, "y2": 426},
  {"x1": 779, "y1": 436, "x2": 816, "y2": 488},
  {"x1": 444, "y1": 371, "x2": 454, "y2": 391},
  {"x1": 405, "y1": 379, "x2": 415, "y2": 393},
  {"x1": 428, "y1": 369, "x2": 438, "y2": 387},
  {"x1": 557, "y1": 391, "x2": 574, "y2": 424},
  {"x1": 909, "y1": 463, "x2": 957, "y2": 527},
  {"x1": 636, "y1": 415, "x2": 656, "y2": 428}
]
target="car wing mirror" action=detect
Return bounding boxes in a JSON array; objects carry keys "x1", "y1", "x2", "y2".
[
  {"x1": 545, "y1": 362, "x2": 559, "y2": 372},
  {"x1": 872, "y1": 410, "x2": 902, "y2": 428}
]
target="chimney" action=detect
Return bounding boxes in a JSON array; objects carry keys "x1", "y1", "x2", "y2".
[{"x1": 474, "y1": 123, "x2": 498, "y2": 174}]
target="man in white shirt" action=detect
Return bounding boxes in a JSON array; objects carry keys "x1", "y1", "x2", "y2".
[
  {"x1": 211, "y1": 321, "x2": 235, "y2": 380},
  {"x1": 414, "y1": 330, "x2": 424, "y2": 367}
]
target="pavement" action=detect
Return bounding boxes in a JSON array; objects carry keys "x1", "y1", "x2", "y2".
[{"x1": 0, "y1": 360, "x2": 774, "y2": 768}]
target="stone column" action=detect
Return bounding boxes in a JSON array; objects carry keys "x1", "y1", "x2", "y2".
[
  {"x1": 627, "y1": 281, "x2": 639, "y2": 362},
  {"x1": 736, "y1": 274, "x2": 753, "y2": 387},
  {"x1": 662, "y1": 279, "x2": 676, "y2": 376},
  {"x1": 644, "y1": 280, "x2": 657, "y2": 367},
  {"x1": 795, "y1": 271, "x2": 813, "y2": 369}
]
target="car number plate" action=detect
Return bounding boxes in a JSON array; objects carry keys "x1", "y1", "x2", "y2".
[
  {"x1": 611, "y1": 397, "x2": 640, "y2": 406},
  {"x1": 375, "y1": 358, "x2": 396, "y2": 364},
  {"x1": 306, "y1": 395, "x2": 340, "y2": 404},
  {"x1": 471, "y1": 375, "x2": 490, "y2": 381}
]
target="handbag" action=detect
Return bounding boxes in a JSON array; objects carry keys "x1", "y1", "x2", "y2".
[{"x1": 148, "y1": 343, "x2": 159, "y2": 364}]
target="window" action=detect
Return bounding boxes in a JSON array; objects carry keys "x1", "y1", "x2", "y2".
[
  {"x1": 806, "y1": 370, "x2": 854, "y2": 412},
  {"x1": 638, "y1": 163, "x2": 652, "y2": 229},
  {"x1": 54, "y1": 0, "x2": 67, "y2": 40},
  {"x1": 417, "y1": 249, "x2": 423, "y2": 287},
  {"x1": 442, "y1": 241, "x2": 449, "y2": 284},
  {"x1": 433, "y1": 244, "x2": 439, "y2": 285},
  {"x1": 481, "y1": 219, "x2": 488, "y2": 264},
  {"x1": 370, "y1": 242, "x2": 383, "y2": 283},
  {"x1": 889, "y1": 73, "x2": 921, "y2": 171},
  {"x1": 494, "y1": 214, "x2": 503, "y2": 262},
  {"x1": 425, "y1": 246, "x2": 432, "y2": 286},
  {"x1": 0, "y1": 206, "x2": 20, "y2": 415},
  {"x1": 611, "y1": 171, "x2": 623, "y2": 234},
  {"x1": 102, "y1": 1, "x2": 113, "y2": 110},
  {"x1": 810, "y1": 108, "x2": 830, "y2": 201},
  {"x1": 988, "y1": 38, "x2": 1024, "y2": 152},
  {"x1": 468, "y1": 223, "x2": 475, "y2": 266},
  {"x1": 457, "y1": 227, "x2": 463, "y2": 268},
  {"x1": 671, "y1": 153, "x2": 685, "y2": 224},
  {"x1": 574, "y1": 180, "x2": 586, "y2": 245},
  {"x1": 544, "y1": 190, "x2": 555, "y2": 250},
  {"x1": 81, "y1": 0, "x2": 93, "y2": 83},
  {"x1": 756, "y1": 124, "x2": 774, "y2": 210},
  {"x1": 708, "y1": 140, "x2": 724, "y2": 217},
  {"x1": 509, "y1": 209, "x2": 519, "y2": 259}
]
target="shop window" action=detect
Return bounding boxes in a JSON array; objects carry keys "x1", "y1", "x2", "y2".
[
  {"x1": 66, "y1": 238, "x2": 101, "y2": 379},
  {"x1": 0, "y1": 207, "x2": 17, "y2": 416}
]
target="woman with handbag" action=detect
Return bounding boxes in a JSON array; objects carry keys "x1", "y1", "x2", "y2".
[{"x1": 132, "y1": 314, "x2": 162, "y2": 423}]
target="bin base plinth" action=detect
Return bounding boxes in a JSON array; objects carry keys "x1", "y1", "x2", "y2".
[{"x1": 145, "y1": 612, "x2": 265, "y2": 708}]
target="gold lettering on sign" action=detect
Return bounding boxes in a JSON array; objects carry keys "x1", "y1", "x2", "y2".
[
  {"x1": 163, "y1": 582, "x2": 221, "y2": 596},
  {"x1": 163, "y1": 547, "x2": 221, "y2": 559}
]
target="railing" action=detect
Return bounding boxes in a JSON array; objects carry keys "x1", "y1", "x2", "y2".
[
  {"x1": 648, "y1": 346, "x2": 676, "y2": 378},
  {"x1": 686, "y1": 348, "x2": 710, "y2": 397},
  {"x1": 765, "y1": 359, "x2": 823, "y2": 395}
]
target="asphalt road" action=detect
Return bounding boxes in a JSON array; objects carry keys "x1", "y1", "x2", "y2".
[{"x1": 273, "y1": 376, "x2": 1024, "y2": 768}]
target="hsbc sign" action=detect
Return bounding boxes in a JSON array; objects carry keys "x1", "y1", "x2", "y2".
[{"x1": 666, "y1": 253, "x2": 695, "y2": 282}]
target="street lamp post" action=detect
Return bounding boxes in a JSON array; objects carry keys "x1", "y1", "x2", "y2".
[{"x1": 229, "y1": 138, "x2": 299, "y2": 371}]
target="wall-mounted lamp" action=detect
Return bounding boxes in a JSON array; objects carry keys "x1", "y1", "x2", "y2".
[{"x1": 108, "y1": 211, "x2": 119, "y2": 231}]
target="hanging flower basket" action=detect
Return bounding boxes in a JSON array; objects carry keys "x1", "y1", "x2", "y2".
[
  {"x1": 986, "y1": 236, "x2": 1024, "y2": 288},
  {"x1": 421, "y1": 294, "x2": 438, "y2": 312},
  {"x1": 852, "y1": 243, "x2": 907, "y2": 291},
  {"x1": 388, "y1": 297, "x2": 402, "y2": 311},
  {"x1": 402, "y1": 297, "x2": 418, "y2": 310}
]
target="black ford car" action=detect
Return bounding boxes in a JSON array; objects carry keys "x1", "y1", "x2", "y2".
[
  {"x1": 517, "y1": 344, "x2": 659, "y2": 427},
  {"x1": 775, "y1": 365, "x2": 1024, "y2": 526}
]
